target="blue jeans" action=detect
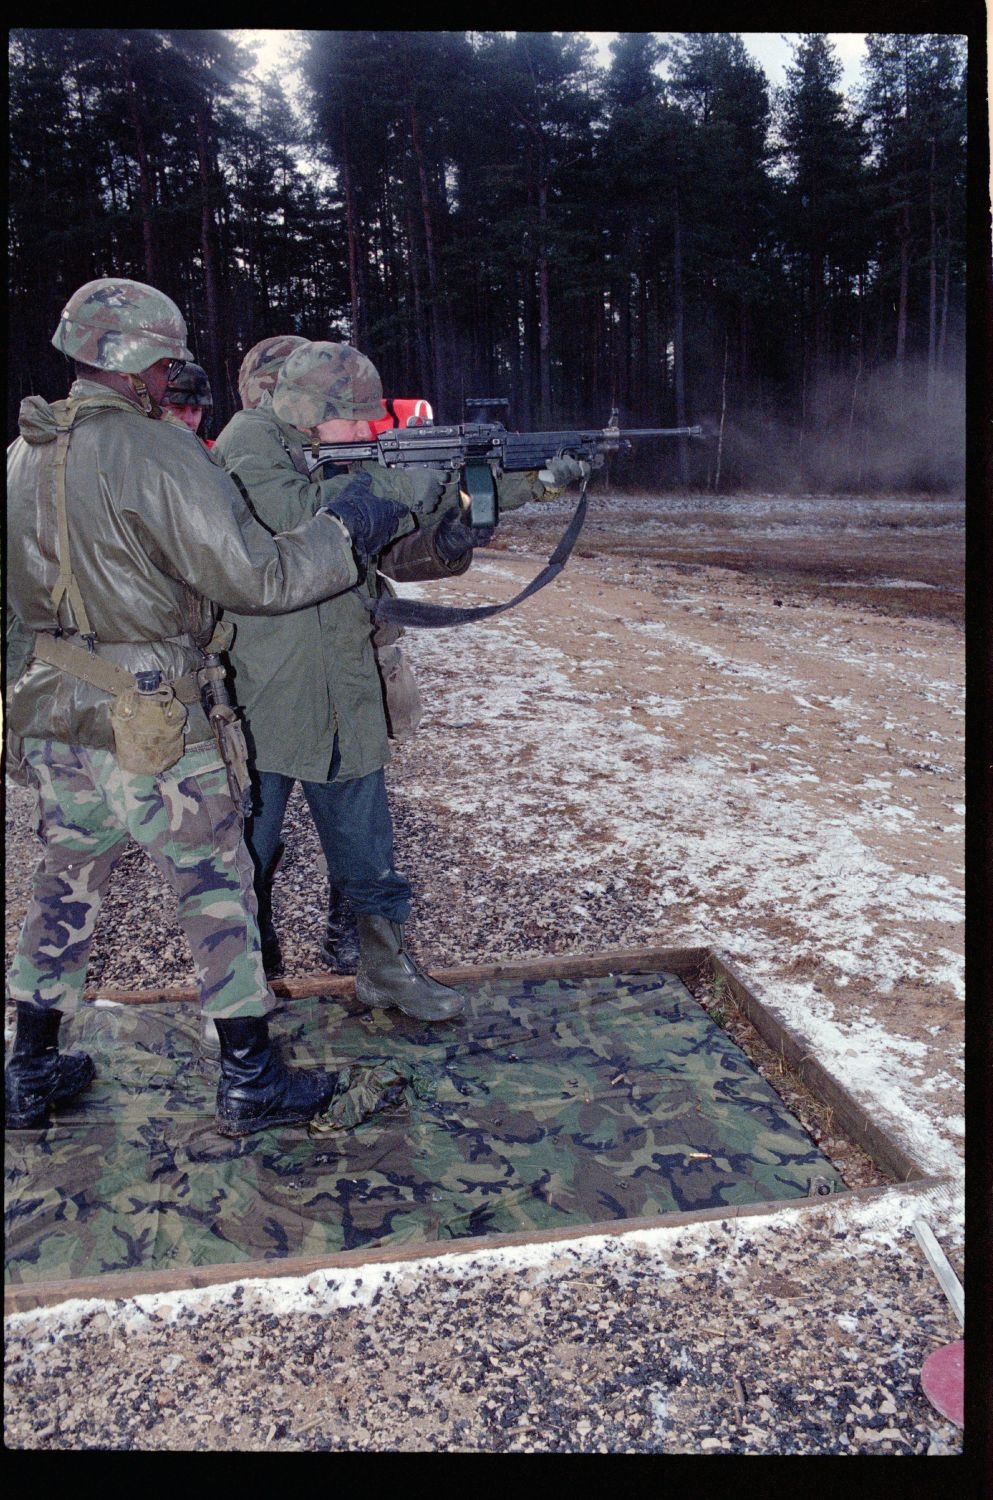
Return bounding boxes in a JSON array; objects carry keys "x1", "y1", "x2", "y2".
[{"x1": 246, "y1": 763, "x2": 412, "y2": 937}]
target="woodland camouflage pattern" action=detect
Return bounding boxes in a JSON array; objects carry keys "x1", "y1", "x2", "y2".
[
  {"x1": 6, "y1": 738, "x2": 270, "y2": 1025},
  {"x1": 50, "y1": 278, "x2": 193, "y2": 374},
  {"x1": 272, "y1": 341, "x2": 384, "y2": 431},
  {"x1": 163, "y1": 363, "x2": 212, "y2": 407},
  {"x1": 4, "y1": 972, "x2": 843, "y2": 1285},
  {"x1": 237, "y1": 335, "x2": 308, "y2": 409}
]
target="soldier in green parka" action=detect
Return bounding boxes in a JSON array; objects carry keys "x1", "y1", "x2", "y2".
[
  {"x1": 235, "y1": 333, "x2": 365, "y2": 977},
  {"x1": 230, "y1": 338, "x2": 590, "y2": 988},
  {"x1": 4, "y1": 280, "x2": 411, "y2": 1138},
  {"x1": 214, "y1": 340, "x2": 490, "y2": 1033}
]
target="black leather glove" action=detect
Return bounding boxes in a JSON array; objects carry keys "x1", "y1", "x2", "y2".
[
  {"x1": 434, "y1": 504, "x2": 495, "y2": 564},
  {"x1": 321, "y1": 470, "x2": 410, "y2": 560}
]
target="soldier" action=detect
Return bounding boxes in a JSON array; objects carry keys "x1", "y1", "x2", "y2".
[
  {"x1": 237, "y1": 334, "x2": 308, "y2": 412},
  {"x1": 4, "y1": 279, "x2": 410, "y2": 1137},
  {"x1": 229, "y1": 337, "x2": 586, "y2": 991},
  {"x1": 235, "y1": 333, "x2": 368, "y2": 977},
  {"x1": 213, "y1": 339, "x2": 483, "y2": 1036},
  {"x1": 160, "y1": 359, "x2": 214, "y2": 442}
]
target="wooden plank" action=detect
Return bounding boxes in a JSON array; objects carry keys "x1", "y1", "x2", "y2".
[
  {"x1": 912, "y1": 1218, "x2": 965, "y2": 1329},
  {"x1": 82, "y1": 945, "x2": 711, "y2": 1006},
  {"x1": 4, "y1": 1178, "x2": 948, "y2": 1317},
  {"x1": 708, "y1": 949, "x2": 932, "y2": 1185}
]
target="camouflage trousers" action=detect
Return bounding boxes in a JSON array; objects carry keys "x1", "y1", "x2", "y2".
[{"x1": 7, "y1": 737, "x2": 270, "y2": 1020}]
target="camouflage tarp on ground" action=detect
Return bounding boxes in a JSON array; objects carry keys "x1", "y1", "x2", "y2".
[{"x1": 4, "y1": 972, "x2": 844, "y2": 1286}]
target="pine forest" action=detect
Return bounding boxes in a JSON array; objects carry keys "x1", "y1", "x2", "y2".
[{"x1": 7, "y1": 29, "x2": 972, "y2": 492}]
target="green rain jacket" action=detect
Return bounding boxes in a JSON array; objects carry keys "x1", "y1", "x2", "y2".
[
  {"x1": 213, "y1": 404, "x2": 485, "y2": 783},
  {"x1": 5, "y1": 381, "x2": 359, "y2": 752}
]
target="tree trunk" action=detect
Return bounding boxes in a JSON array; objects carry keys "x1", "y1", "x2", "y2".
[
  {"x1": 714, "y1": 334, "x2": 729, "y2": 492},
  {"x1": 537, "y1": 167, "x2": 552, "y2": 423},
  {"x1": 848, "y1": 269, "x2": 865, "y2": 485},
  {"x1": 672, "y1": 184, "x2": 689, "y2": 486},
  {"x1": 521, "y1": 266, "x2": 535, "y2": 429},
  {"x1": 339, "y1": 116, "x2": 362, "y2": 347},
  {"x1": 123, "y1": 53, "x2": 157, "y2": 284},
  {"x1": 195, "y1": 104, "x2": 223, "y2": 398},
  {"x1": 937, "y1": 192, "x2": 952, "y2": 371},
  {"x1": 895, "y1": 201, "x2": 911, "y2": 376},
  {"x1": 927, "y1": 137, "x2": 938, "y2": 406},
  {"x1": 408, "y1": 102, "x2": 446, "y2": 418},
  {"x1": 404, "y1": 199, "x2": 432, "y2": 398}
]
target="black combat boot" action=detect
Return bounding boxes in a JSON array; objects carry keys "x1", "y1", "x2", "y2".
[
  {"x1": 4, "y1": 1003, "x2": 96, "y2": 1129},
  {"x1": 261, "y1": 934, "x2": 284, "y2": 980},
  {"x1": 214, "y1": 1016, "x2": 338, "y2": 1137},
  {"x1": 255, "y1": 842, "x2": 285, "y2": 979},
  {"x1": 319, "y1": 886, "x2": 361, "y2": 974},
  {"x1": 354, "y1": 915, "x2": 465, "y2": 1021}
]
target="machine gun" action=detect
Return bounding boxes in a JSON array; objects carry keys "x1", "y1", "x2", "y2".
[{"x1": 307, "y1": 401, "x2": 704, "y2": 527}]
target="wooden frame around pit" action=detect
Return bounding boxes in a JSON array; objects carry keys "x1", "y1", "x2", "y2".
[{"x1": 4, "y1": 945, "x2": 952, "y2": 1315}]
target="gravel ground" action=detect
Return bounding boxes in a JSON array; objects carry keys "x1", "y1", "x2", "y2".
[
  {"x1": 3, "y1": 1187, "x2": 966, "y2": 1454},
  {"x1": 4, "y1": 491, "x2": 969, "y2": 1456}
]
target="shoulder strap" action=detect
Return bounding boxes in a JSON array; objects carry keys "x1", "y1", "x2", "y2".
[
  {"x1": 281, "y1": 430, "x2": 312, "y2": 478},
  {"x1": 45, "y1": 394, "x2": 141, "y2": 641},
  {"x1": 48, "y1": 400, "x2": 95, "y2": 641}
]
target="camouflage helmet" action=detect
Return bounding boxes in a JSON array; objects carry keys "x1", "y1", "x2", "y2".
[
  {"x1": 272, "y1": 341, "x2": 384, "y2": 431},
  {"x1": 237, "y1": 334, "x2": 308, "y2": 409},
  {"x1": 51, "y1": 278, "x2": 193, "y2": 374},
  {"x1": 163, "y1": 362, "x2": 213, "y2": 408}
]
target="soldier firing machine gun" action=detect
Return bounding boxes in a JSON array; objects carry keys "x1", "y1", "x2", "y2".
[{"x1": 309, "y1": 397, "x2": 704, "y2": 629}]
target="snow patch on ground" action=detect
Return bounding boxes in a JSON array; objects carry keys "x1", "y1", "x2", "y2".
[{"x1": 394, "y1": 560, "x2": 963, "y2": 1177}]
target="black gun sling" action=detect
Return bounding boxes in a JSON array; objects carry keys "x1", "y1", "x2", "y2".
[{"x1": 371, "y1": 480, "x2": 591, "y2": 631}]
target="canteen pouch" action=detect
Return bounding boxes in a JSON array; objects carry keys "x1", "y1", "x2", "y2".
[{"x1": 110, "y1": 683, "x2": 188, "y2": 775}]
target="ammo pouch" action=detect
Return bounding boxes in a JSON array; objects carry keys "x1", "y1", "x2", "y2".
[
  {"x1": 110, "y1": 682, "x2": 188, "y2": 775},
  {"x1": 374, "y1": 642, "x2": 423, "y2": 743},
  {"x1": 196, "y1": 621, "x2": 254, "y2": 816}
]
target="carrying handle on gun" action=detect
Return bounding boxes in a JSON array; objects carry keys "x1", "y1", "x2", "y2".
[{"x1": 372, "y1": 478, "x2": 591, "y2": 630}]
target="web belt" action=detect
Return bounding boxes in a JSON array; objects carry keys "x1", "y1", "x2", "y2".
[{"x1": 32, "y1": 634, "x2": 202, "y2": 703}]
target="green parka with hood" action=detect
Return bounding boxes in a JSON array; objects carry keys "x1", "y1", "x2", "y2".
[
  {"x1": 5, "y1": 380, "x2": 359, "y2": 753},
  {"x1": 213, "y1": 403, "x2": 478, "y2": 784}
]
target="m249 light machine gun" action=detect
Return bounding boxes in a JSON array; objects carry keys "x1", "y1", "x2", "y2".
[{"x1": 306, "y1": 400, "x2": 704, "y2": 527}]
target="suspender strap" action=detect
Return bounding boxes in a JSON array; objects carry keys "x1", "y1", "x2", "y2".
[
  {"x1": 48, "y1": 407, "x2": 96, "y2": 640},
  {"x1": 32, "y1": 634, "x2": 202, "y2": 704}
]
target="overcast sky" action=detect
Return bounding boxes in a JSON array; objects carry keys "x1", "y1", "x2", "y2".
[
  {"x1": 233, "y1": 30, "x2": 870, "y2": 96},
  {"x1": 585, "y1": 30, "x2": 868, "y2": 89}
]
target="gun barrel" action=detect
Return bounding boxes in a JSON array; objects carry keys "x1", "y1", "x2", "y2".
[{"x1": 619, "y1": 426, "x2": 704, "y2": 438}]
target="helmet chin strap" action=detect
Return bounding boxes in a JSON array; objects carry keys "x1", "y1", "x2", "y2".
[{"x1": 125, "y1": 373, "x2": 161, "y2": 418}]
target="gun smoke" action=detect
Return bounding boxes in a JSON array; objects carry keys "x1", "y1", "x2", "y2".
[{"x1": 621, "y1": 356, "x2": 965, "y2": 496}]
